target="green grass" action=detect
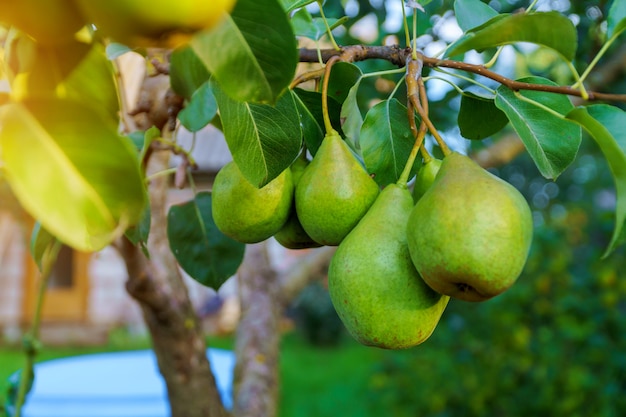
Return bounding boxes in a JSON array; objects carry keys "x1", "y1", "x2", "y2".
[
  {"x1": 0, "y1": 330, "x2": 381, "y2": 417},
  {"x1": 279, "y1": 333, "x2": 386, "y2": 417}
]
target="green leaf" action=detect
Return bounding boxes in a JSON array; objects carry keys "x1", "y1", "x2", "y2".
[
  {"x1": 454, "y1": 0, "x2": 498, "y2": 32},
  {"x1": 566, "y1": 105, "x2": 626, "y2": 257},
  {"x1": 0, "y1": 98, "x2": 147, "y2": 252},
  {"x1": 105, "y1": 43, "x2": 133, "y2": 60},
  {"x1": 170, "y1": 46, "x2": 211, "y2": 100},
  {"x1": 213, "y1": 82, "x2": 302, "y2": 187},
  {"x1": 191, "y1": 0, "x2": 298, "y2": 103},
  {"x1": 327, "y1": 62, "x2": 363, "y2": 105},
  {"x1": 292, "y1": 88, "x2": 342, "y2": 156},
  {"x1": 127, "y1": 131, "x2": 146, "y2": 152},
  {"x1": 458, "y1": 90, "x2": 509, "y2": 140},
  {"x1": 446, "y1": 11, "x2": 577, "y2": 61},
  {"x1": 30, "y1": 222, "x2": 58, "y2": 272},
  {"x1": 167, "y1": 192, "x2": 245, "y2": 290},
  {"x1": 139, "y1": 127, "x2": 161, "y2": 163},
  {"x1": 608, "y1": 0, "x2": 626, "y2": 38},
  {"x1": 340, "y1": 77, "x2": 364, "y2": 150},
  {"x1": 495, "y1": 76, "x2": 581, "y2": 179},
  {"x1": 280, "y1": 0, "x2": 316, "y2": 13},
  {"x1": 360, "y1": 99, "x2": 419, "y2": 187},
  {"x1": 126, "y1": 126, "x2": 160, "y2": 164},
  {"x1": 290, "y1": 8, "x2": 347, "y2": 40},
  {"x1": 125, "y1": 202, "x2": 151, "y2": 257},
  {"x1": 178, "y1": 81, "x2": 217, "y2": 132}
]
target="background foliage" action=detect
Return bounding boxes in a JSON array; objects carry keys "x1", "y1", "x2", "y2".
[{"x1": 288, "y1": 0, "x2": 626, "y2": 415}]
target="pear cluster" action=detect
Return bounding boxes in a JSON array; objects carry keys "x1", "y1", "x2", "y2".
[
  {"x1": 212, "y1": 130, "x2": 380, "y2": 246},
  {"x1": 211, "y1": 135, "x2": 533, "y2": 349}
]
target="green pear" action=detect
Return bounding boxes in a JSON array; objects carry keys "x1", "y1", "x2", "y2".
[
  {"x1": 406, "y1": 152, "x2": 533, "y2": 302},
  {"x1": 212, "y1": 161, "x2": 292, "y2": 243},
  {"x1": 412, "y1": 158, "x2": 442, "y2": 202},
  {"x1": 274, "y1": 154, "x2": 322, "y2": 250},
  {"x1": 329, "y1": 184, "x2": 450, "y2": 349},
  {"x1": 296, "y1": 131, "x2": 379, "y2": 246}
]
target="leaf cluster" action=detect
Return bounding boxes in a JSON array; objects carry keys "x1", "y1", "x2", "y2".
[{"x1": 1, "y1": 0, "x2": 625, "y2": 291}]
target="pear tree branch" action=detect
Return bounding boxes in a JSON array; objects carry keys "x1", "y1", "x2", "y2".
[{"x1": 298, "y1": 46, "x2": 626, "y2": 102}]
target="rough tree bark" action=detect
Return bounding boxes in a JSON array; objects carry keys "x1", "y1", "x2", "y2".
[
  {"x1": 119, "y1": 149, "x2": 229, "y2": 417},
  {"x1": 115, "y1": 68, "x2": 228, "y2": 417},
  {"x1": 233, "y1": 243, "x2": 336, "y2": 417},
  {"x1": 233, "y1": 242, "x2": 280, "y2": 417}
]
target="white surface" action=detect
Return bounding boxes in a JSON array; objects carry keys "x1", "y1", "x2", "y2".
[{"x1": 16, "y1": 348, "x2": 234, "y2": 417}]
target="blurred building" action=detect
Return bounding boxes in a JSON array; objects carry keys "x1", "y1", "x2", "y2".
[{"x1": 0, "y1": 125, "x2": 242, "y2": 345}]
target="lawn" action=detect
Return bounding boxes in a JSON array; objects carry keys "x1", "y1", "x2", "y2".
[
  {"x1": 279, "y1": 333, "x2": 386, "y2": 417},
  {"x1": 0, "y1": 329, "x2": 384, "y2": 417}
]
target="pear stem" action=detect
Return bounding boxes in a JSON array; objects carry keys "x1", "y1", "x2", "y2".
[
  {"x1": 410, "y1": 93, "x2": 451, "y2": 156},
  {"x1": 420, "y1": 143, "x2": 433, "y2": 163},
  {"x1": 406, "y1": 58, "x2": 451, "y2": 156},
  {"x1": 397, "y1": 65, "x2": 430, "y2": 187},
  {"x1": 321, "y1": 55, "x2": 341, "y2": 136},
  {"x1": 398, "y1": 82, "x2": 428, "y2": 187}
]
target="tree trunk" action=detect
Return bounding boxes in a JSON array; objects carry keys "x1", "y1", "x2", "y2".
[
  {"x1": 233, "y1": 242, "x2": 281, "y2": 417},
  {"x1": 119, "y1": 149, "x2": 228, "y2": 417},
  {"x1": 115, "y1": 57, "x2": 337, "y2": 417}
]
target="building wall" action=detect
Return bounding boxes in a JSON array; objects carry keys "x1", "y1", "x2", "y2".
[
  {"x1": 87, "y1": 246, "x2": 220, "y2": 332},
  {"x1": 87, "y1": 247, "x2": 143, "y2": 328}
]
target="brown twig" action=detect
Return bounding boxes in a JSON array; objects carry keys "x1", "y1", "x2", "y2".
[{"x1": 298, "y1": 46, "x2": 626, "y2": 102}]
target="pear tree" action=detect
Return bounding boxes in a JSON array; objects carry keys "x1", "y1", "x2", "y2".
[{"x1": 1, "y1": 0, "x2": 625, "y2": 416}]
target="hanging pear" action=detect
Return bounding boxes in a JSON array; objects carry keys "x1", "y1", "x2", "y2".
[
  {"x1": 406, "y1": 152, "x2": 533, "y2": 302},
  {"x1": 274, "y1": 153, "x2": 322, "y2": 250},
  {"x1": 329, "y1": 184, "x2": 449, "y2": 349},
  {"x1": 412, "y1": 157, "x2": 442, "y2": 202},
  {"x1": 212, "y1": 161, "x2": 292, "y2": 244},
  {"x1": 295, "y1": 131, "x2": 379, "y2": 246}
]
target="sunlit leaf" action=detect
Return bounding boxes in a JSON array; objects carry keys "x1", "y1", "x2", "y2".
[
  {"x1": 567, "y1": 105, "x2": 626, "y2": 257},
  {"x1": 0, "y1": 98, "x2": 146, "y2": 252},
  {"x1": 13, "y1": 40, "x2": 119, "y2": 122},
  {"x1": 458, "y1": 90, "x2": 508, "y2": 140},
  {"x1": 446, "y1": 11, "x2": 577, "y2": 61},
  {"x1": 495, "y1": 76, "x2": 581, "y2": 179},
  {"x1": 213, "y1": 82, "x2": 302, "y2": 187},
  {"x1": 191, "y1": 0, "x2": 297, "y2": 103},
  {"x1": 168, "y1": 192, "x2": 245, "y2": 290},
  {"x1": 454, "y1": 0, "x2": 498, "y2": 32},
  {"x1": 361, "y1": 99, "x2": 419, "y2": 187}
]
